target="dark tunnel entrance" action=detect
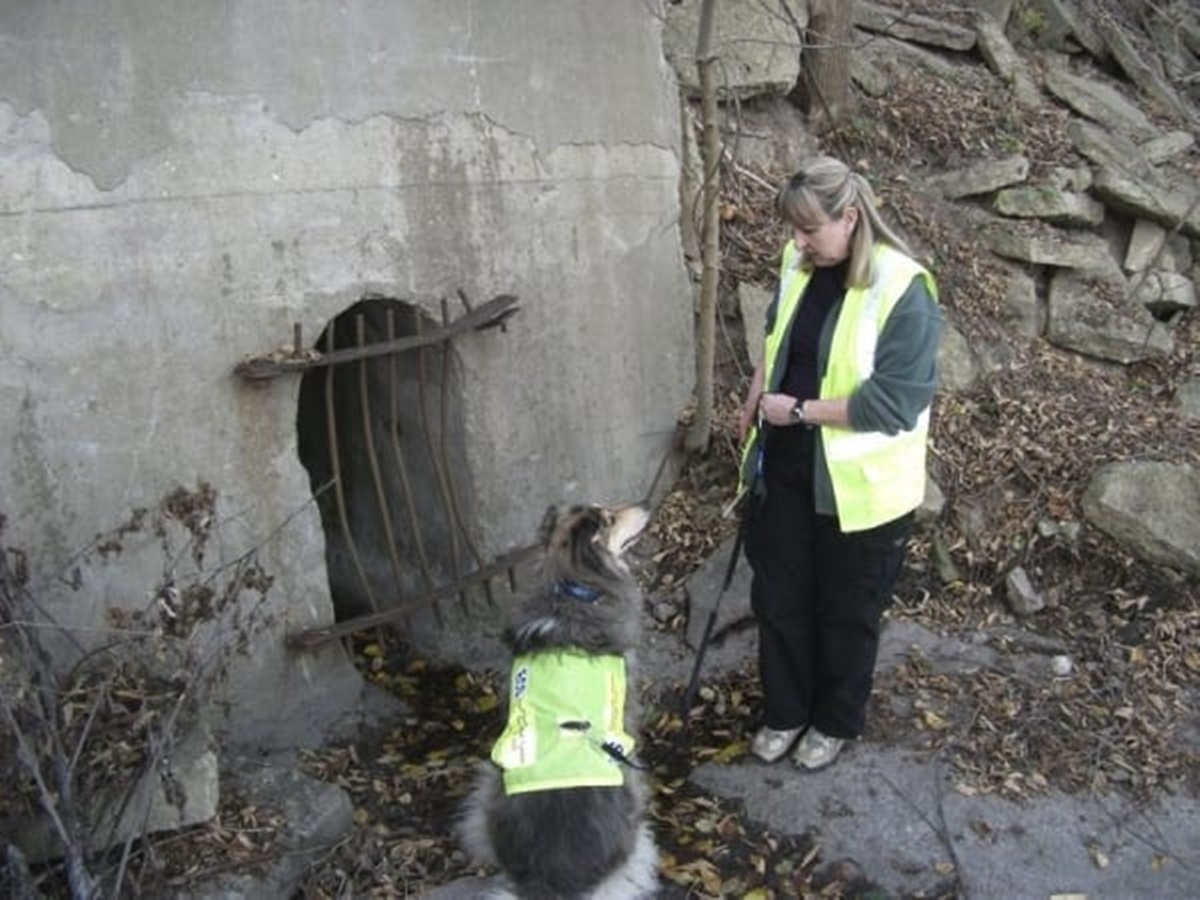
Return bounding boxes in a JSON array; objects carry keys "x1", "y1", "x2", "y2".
[{"x1": 295, "y1": 297, "x2": 475, "y2": 625}]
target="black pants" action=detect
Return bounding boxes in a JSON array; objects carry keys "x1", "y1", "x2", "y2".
[{"x1": 744, "y1": 426, "x2": 912, "y2": 739}]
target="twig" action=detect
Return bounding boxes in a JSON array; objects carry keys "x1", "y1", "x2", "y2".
[{"x1": 878, "y1": 753, "x2": 968, "y2": 898}]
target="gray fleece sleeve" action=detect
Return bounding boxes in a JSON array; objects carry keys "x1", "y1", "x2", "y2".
[{"x1": 846, "y1": 276, "x2": 943, "y2": 434}]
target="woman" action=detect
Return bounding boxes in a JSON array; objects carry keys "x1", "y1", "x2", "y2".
[{"x1": 737, "y1": 156, "x2": 942, "y2": 771}]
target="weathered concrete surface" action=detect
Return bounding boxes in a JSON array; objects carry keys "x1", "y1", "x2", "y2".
[
  {"x1": 0, "y1": 1, "x2": 693, "y2": 749},
  {"x1": 692, "y1": 748, "x2": 1200, "y2": 899}
]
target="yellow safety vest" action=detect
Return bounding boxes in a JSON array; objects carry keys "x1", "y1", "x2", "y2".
[
  {"x1": 491, "y1": 650, "x2": 634, "y2": 795},
  {"x1": 739, "y1": 241, "x2": 938, "y2": 532}
]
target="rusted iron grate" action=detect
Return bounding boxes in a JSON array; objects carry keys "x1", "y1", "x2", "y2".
[{"x1": 235, "y1": 292, "x2": 524, "y2": 649}]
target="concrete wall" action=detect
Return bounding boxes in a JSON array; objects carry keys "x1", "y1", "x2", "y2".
[{"x1": 0, "y1": 1, "x2": 693, "y2": 749}]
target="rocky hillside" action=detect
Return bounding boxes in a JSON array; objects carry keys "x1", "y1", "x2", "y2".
[{"x1": 664, "y1": 0, "x2": 1200, "y2": 620}]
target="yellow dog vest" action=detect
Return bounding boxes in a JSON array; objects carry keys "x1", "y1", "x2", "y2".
[{"x1": 491, "y1": 650, "x2": 634, "y2": 795}]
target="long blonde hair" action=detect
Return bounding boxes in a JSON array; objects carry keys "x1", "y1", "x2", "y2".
[{"x1": 776, "y1": 156, "x2": 917, "y2": 288}]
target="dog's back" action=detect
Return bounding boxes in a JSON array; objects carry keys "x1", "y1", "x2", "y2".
[{"x1": 457, "y1": 504, "x2": 658, "y2": 899}]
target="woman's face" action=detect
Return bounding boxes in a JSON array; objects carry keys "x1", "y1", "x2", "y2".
[{"x1": 791, "y1": 206, "x2": 858, "y2": 267}]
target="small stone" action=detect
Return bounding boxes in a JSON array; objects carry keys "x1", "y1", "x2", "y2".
[{"x1": 1051, "y1": 655, "x2": 1073, "y2": 676}]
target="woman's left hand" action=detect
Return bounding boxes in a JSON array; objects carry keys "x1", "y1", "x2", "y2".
[{"x1": 757, "y1": 392, "x2": 798, "y2": 427}]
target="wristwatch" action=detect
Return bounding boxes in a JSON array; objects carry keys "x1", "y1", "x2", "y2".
[{"x1": 790, "y1": 400, "x2": 807, "y2": 425}]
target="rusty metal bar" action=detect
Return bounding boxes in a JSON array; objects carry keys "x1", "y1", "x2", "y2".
[
  {"x1": 439, "y1": 296, "x2": 486, "y2": 574},
  {"x1": 415, "y1": 309, "x2": 464, "y2": 594},
  {"x1": 324, "y1": 325, "x2": 378, "y2": 614},
  {"x1": 356, "y1": 314, "x2": 407, "y2": 614},
  {"x1": 235, "y1": 293, "x2": 519, "y2": 380},
  {"x1": 385, "y1": 308, "x2": 437, "y2": 594},
  {"x1": 444, "y1": 293, "x2": 494, "y2": 606},
  {"x1": 286, "y1": 543, "x2": 539, "y2": 649}
]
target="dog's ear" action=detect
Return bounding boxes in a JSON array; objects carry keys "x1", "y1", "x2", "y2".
[{"x1": 538, "y1": 505, "x2": 559, "y2": 545}]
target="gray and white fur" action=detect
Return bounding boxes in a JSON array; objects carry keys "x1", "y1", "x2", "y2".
[{"x1": 457, "y1": 503, "x2": 658, "y2": 900}]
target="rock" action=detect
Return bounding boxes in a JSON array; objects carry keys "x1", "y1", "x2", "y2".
[
  {"x1": 932, "y1": 532, "x2": 964, "y2": 585},
  {"x1": 936, "y1": 321, "x2": 980, "y2": 392},
  {"x1": 737, "y1": 281, "x2": 774, "y2": 372},
  {"x1": 850, "y1": 50, "x2": 892, "y2": 98},
  {"x1": 1092, "y1": 165, "x2": 1200, "y2": 240},
  {"x1": 662, "y1": 0, "x2": 802, "y2": 99},
  {"x1": 6, "y1": 724, "x2": 219, "y2": 865},
  {"x1": 994, "y1": 184, "x2": 1105, "y2": 226},
  {"x1": 1046, "y1": 267, "x2": 1174, "y2": 363},
  {"x1": 1138, "y1": 130, "x2": 1196, "y2": 165},
  {"x1": 854, "y1": 1, "x2": 977, "y2": 51},
  {"x1": 1123, "y1": 219, "x2": 1168, "y2": 272},
  {"x1": 983, "y1": 219, "x2": 1114, "y2": 269},
  {"x1": 1013, "y1": 0, "x2": 1106, "y2": 58},
  {"x1": 1096, "y1": 17, "x2": 1194, "y2": 124},
  {"x1": 919, "y1": 475, "x2": 946, "y2": 524},
  {"x1": 1131, "y1": 270, "x2": 1196, "y2": 317},
  {"x1": 1047, "y1": 165, "x2": 1093, "y2": 193},
  {"x1": 997, "y1": 260, "x2": 1044, "y2": 337},
  {"x1": 1005, "y1": 566, "x2": 1045, "y2": 616},
  {"x1": 925, "y1": 155, "x2": 1029, "y2": 199},
  {"x1": 1081, "y1": 461, "x2": 1200, "y2": 576},
  {"x1": 974, "y1": 10, "x2": 1040, "y2": 107},
  {"x1": 968, "y1": 0, "x2": 1016, "y2": 27},
  {"x1": 1067, "y1": 119, "x2": 1152, "y2": 180},
  {"x1": 1043, "y1": 67, "x2": 1157, "y2": 139},
  {"x1": 181, "y1": 755, "x2": 356, "y2": 899},
  {"x1": 1177, "y1": 378, "x2": 1200, "y2": 418}
]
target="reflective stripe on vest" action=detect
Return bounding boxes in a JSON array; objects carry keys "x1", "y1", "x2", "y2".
[
  {"x1": 739, "y1": 242, "x2": 937, "y2": 532},
  {"x1": 490, "y1": 650, "x2": 633, "y2": 795}
]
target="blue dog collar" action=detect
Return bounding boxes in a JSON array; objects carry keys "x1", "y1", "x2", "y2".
[{"x1": 554, "y1": 580, "x2": 602, "y2": 603}]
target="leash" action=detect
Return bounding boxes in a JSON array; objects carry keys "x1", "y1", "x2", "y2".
[
  {"x1": 667, "y1": 418, "x2": 764, "y2": 756},
  {"x1": 670, "y1": 512, "x2": 745, "y2": 750}
]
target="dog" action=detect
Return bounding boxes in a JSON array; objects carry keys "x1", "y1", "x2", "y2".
[{"x1": 457, "y1": 502, "x2": 658, "y2": 900}]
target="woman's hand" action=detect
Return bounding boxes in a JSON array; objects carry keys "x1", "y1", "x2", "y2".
[{"x1": 757, "y1": 392, "x2": 799, "y2": 428}]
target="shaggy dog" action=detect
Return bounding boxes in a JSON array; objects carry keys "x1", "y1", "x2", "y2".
[{"x1": 457, "y1": 503, "x2": 658, "y2": 900}]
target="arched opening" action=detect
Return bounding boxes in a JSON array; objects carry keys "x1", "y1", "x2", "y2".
[{"x1": 296, "y1": 297, "x2": 474, "y2": 624}]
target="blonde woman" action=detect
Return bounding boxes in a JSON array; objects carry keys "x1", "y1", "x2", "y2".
[{"x1": 736, "y1": 156, "x2": 942, "y2": 771}]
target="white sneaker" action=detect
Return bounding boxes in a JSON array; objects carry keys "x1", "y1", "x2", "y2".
[
  {"x1": 750, "y1": 725, "x2": 803, "y2": 763},
  {"x1": 792, "y1": 727, "x2": 845, "y2": 771}
]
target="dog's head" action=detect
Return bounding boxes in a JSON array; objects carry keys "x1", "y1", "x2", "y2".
[
  {"x1": 537, "y1": 503, "x2": 650, "y2": 580},
  {"x1": 510, "y1": 502, "x2": 650, "y2": 654}
]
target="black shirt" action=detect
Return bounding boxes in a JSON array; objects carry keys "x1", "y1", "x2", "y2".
[{"x1": 779, "y1": 260, "x2": 848, "y2": 404}]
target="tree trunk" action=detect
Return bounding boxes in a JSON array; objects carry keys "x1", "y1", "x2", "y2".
[
  {"x1": 794, "y1": 0, "x2": 855, "y2": 131},
  {"x1": 685, "y1": 0, "x2": 721, "y2": 454}
]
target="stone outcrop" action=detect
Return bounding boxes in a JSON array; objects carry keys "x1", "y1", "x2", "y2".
[
  {"x1": 663, "y1": 0, "x2": 803, "y2": 99},
  {"x1": 1046, "y1": 267, "x2": 1174, "y2": 363},
  {"x1": 853, "y1": 1, "x2": 977, "y2": 52},
  {"x1": 925, "y1": 155, "x2": 1030, "y2": 199},
  {"x1": 1082, "y1": 462, "x2": 1200, "y2": 576},
  {"x1": 974, "y1": 12, "x2": 1041, "y2": 108}
]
